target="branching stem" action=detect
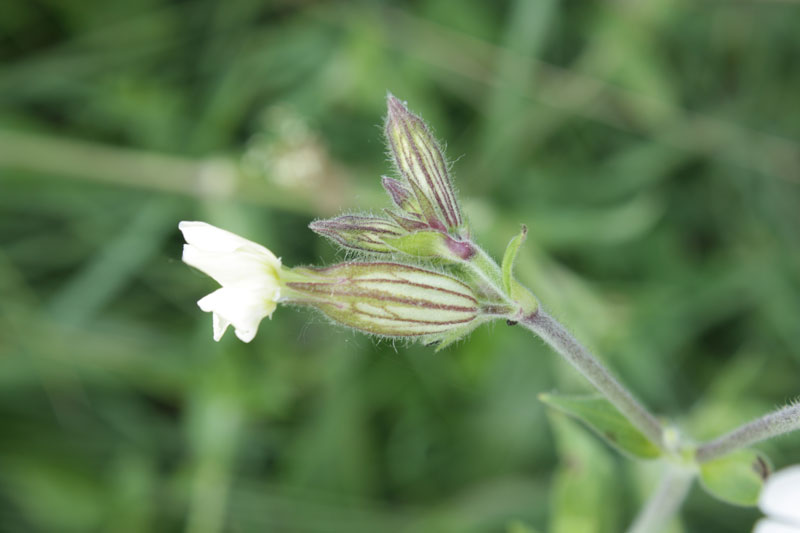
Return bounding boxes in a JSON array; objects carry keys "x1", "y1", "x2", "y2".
[
  {"x1": 626, "y1": 467, "x2": 694, "y2": 533},
  {"x1": 521, "y1": 308, "x2": 665, "y2": 450},
  {"x1": 695, "y1": 403, "x2": 800, "y2": 462}
]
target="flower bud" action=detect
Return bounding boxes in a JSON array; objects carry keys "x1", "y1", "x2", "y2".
[
  {"x1": 284, "y1": 262, "x2": 483, "y2": 340},
  {"x1": 385, "y1": 94, "x2": 463, "y2": 232},
  {"x1": 384, "y1": 209, "x2": 429, "y2": 232},
  {"x1": 309, "y1": 215, "x2": 404, "y2": 254},
  {"x1": 381, "y1": 176, "x2": 422, "y2": 217}
]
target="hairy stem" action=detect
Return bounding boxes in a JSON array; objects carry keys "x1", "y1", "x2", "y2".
[
  {"x1": 695, "y1": 403, "x2": 800, "y2": 463},
  {"x1": 522, "y1": 309, "x2": 665, "y2": 450},
  {"x1": 626, "y1": 467, "x2": 694, "y2": 533}
]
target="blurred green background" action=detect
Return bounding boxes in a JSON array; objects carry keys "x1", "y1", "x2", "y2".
[{"x1": 1, "y1": 1, "x2": 799, "y2": 531}]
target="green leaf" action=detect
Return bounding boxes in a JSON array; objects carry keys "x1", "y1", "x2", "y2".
[
  {"x1": 699, "y1": 448, "x2": 771, "y2": 506},
  {"x1": 501, "y1": 225, "x2": 527, "y2": 294},
  {"x1": 539, "y1": 393, "x2": 662, "y2": 459}
]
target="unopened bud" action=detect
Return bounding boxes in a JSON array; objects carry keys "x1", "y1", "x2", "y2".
[
  {"x1": 385, "y1": 94, "x2": 463, "y2": 232},
  {"x1": 381, "y1": 176, "x2": 422, "y2": 217},
  {"x1": 309, "y1": 215, "x2": 404, "y2": 254},
  {"x1": 384, "y1": 209, "x2": 430, "y2": 233}
]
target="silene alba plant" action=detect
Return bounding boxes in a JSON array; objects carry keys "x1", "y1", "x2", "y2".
[{"x1": 181, "y1": 94, "x2": 800, "y2": 532}]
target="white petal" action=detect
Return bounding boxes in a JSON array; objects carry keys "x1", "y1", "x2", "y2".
[
  {"x1": 197, "y1": 287, "x2": 277, "y2": 343},
  {"x1": 760, "y1": 466, "x2": 800, "y2": 525},
  {"x1": 754, "y1": 519, "x2": 800, "y2": 533},
  {"x1": 211, "y1": 312, "x2": 231, "y2": 342},
  {"x1": 183, "y1": 244, "x2": 280, "y2": 289},
  {"x1": 179, "y1": 221, "x2": 280, "y2": 266}
]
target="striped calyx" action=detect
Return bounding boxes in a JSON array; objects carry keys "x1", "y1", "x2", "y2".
[
  {"x1": 284, "y1": 262, "x2": 495, "y2": 341},
  {"x1": 309, "y1": 215, "x2": 404, "y2": 254},
  {"x1": 385, "y1": 94, "x2": 463, "y2": 233}
]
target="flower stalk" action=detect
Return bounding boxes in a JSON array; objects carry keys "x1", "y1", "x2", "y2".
[
  {"x1": 522, "y1": 308, "x2": 666, "y2": 451},
  {"x1": 626, "y1": 467, "x2": 695, "y2": 533},
  {"x1": 695, "y1": 403, "x2": 800, "y2": 463}
]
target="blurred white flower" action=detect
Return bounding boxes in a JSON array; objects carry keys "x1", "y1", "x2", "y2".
[
  {"x1": 755, "y1": 465, "x2": 800, "y2": 533},
  {"x1": 179, "y1": 221, "x2": 281, "y2": 342}
]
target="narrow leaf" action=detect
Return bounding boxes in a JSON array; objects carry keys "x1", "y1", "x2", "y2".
[
  {"x1": 699, "y1": 448, "x2": 771, "y2": 506},
  {"x1": 539, "y1": 393, "x2": 662, "y2": 459},
  {"x1": 501, "y1": 225, "x2": 527, "y2": 294}
]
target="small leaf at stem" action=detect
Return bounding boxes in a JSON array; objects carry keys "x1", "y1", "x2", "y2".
[
  {"x1": 539, "y1": 393, "x2": 662, "y2": 459},
  {"x1": 699, "y1": 448, "x2": 771, "y2": 506},
  {"x1": 501, "y1": 225, "x2": 527, "y2": 295}
]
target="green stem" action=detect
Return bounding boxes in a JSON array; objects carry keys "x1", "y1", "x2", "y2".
[
  {"x1": 695, "y1": 403, "x2": 800, "y2": 463},
  {"x1": 626, "y1": 467, "x2": 693, "y2": 533},
  {"x1": 463, "y1": 245, "x2": 515, "y2": 307},
  {"x1": 521, "y1": 308, "x2": 665, "y2": 450}
]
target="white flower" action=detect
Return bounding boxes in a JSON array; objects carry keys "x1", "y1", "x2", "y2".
[
  {"x1": 179, "y1": 221, "x2": 282, "y2": 342},
  {"x1": 755, "y1": 465, "x2": 800, "y2": 533}
]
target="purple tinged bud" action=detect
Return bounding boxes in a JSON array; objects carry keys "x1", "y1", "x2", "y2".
[
  {"x1": 384, "y1": 209, "x2": 429, "y2": 232},
  {"x1": 385, "y1": 94, "x2": 463, "y2": 231},
  {"x1": 309, "y1": 215, "x2": 404, "y2": 254},
  {"x1": 381, "y1": 176, "x2": 421, "y2": 216}
]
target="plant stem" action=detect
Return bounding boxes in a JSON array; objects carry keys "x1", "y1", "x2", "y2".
[
  {"x1": 626, "y1": 467, "x2": 694, "y2": 533},
  {"x1": 522, "y1": 308, "x2": 665, "y2": 450},
  {"x1": 695, "y1": 403, "x2": 800, "y2": 463}
]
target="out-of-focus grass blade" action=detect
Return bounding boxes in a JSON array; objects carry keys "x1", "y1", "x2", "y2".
[
  {"x1": 47, "y1": 197, "x2": 179, "y2": 326},
  {"x1": 547, "y1": 412, "x2": 619, "y2": 533}
]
